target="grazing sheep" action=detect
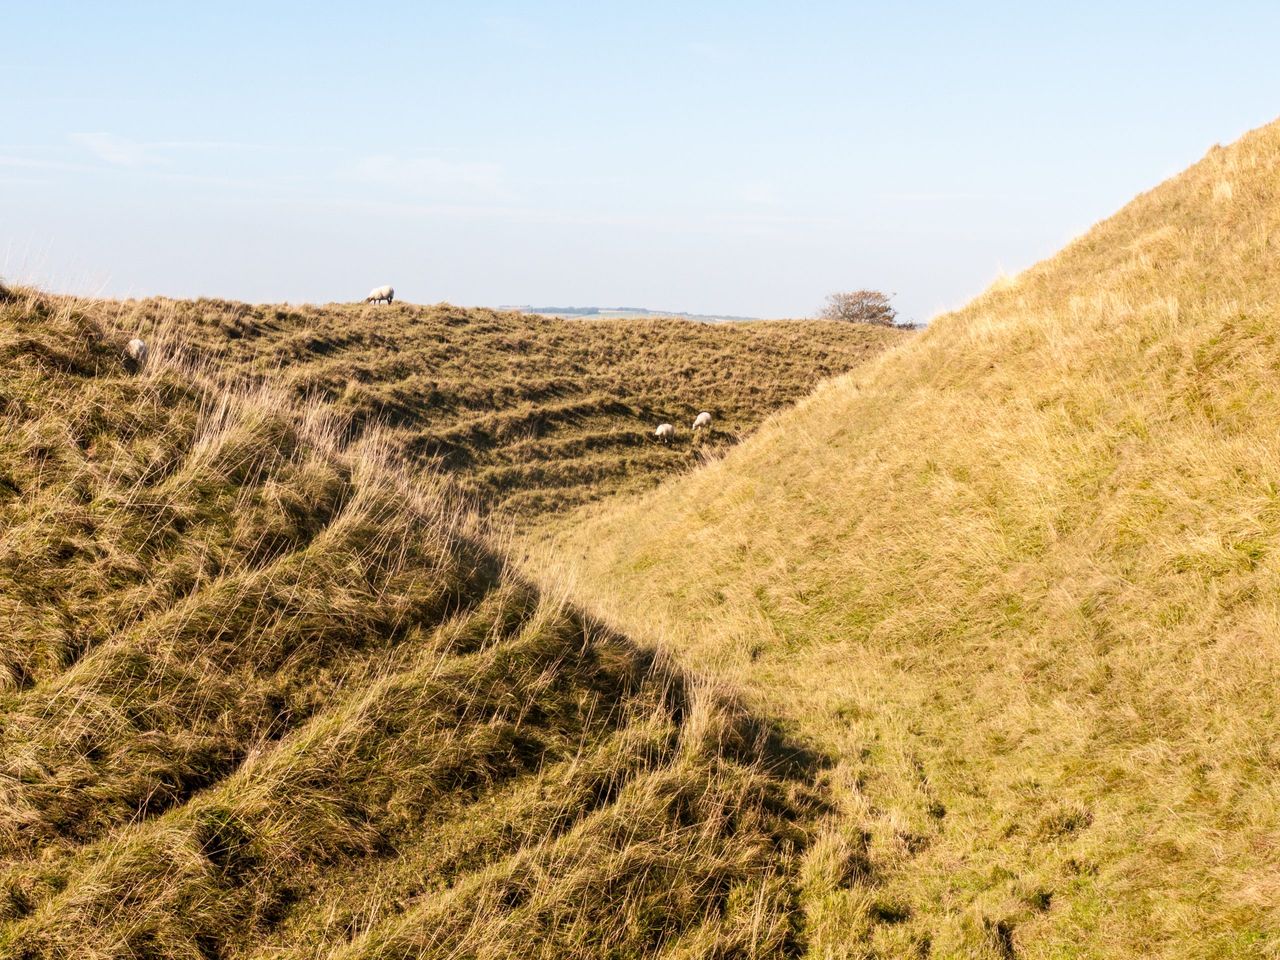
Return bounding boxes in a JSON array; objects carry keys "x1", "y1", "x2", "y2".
[
  {"x1": 365, "y1": 285, "x2": 395, "y2": 304},
  {"x1": 692, "y1": 411, "x2": 712, "y2": 431},
  {"x1": 124, "y1": 337, "x2": 148, "y2": 369},
  {"x1": 655, "y1": 423, "x2": 675, "y2": 443}
]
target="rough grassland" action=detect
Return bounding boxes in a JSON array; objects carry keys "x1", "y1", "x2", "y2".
[
  {"x1": 116, "y1": 298, "x2": 903, "y2": 526},
  {"x1": 536, "y1": 119, "x2": 1280, "y2": 958},
  {"x1": 0, "y1": 288, "x2": 826, "y2": 958}
]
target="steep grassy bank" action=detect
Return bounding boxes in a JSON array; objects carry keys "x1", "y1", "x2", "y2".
[
  {"x1": 537, "y1": 119, "x2": 1280, "y2": 957},
  {"x1": 0, "y1": 288, "x2": 821, "y2": 958},
  {"x1": 108, "y1": 298, "x2": 903, "y2": 525}
]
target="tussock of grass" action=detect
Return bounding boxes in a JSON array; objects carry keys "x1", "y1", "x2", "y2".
[
  {"x1": 536, "y1": 119, "x2": 1280, "y2": 956},
  {"x1": 0, "y1": 290, "x2": 822, "y2": 957}
]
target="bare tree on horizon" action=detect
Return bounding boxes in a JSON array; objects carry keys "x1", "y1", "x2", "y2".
[{"x1": 819, "y1": 289, "x2": 898, "y2": 326}]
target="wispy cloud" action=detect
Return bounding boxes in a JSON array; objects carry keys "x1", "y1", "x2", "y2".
[
  {"x1": 69, "y1": 133, "x2": 277, "y2": 168},
  {"x1": 737, "y1": 179, "x2": 784, "y2": 207},
  {"x1": 481, "y1": 14, "x2": 544, "y2": 50},
  {"x1": 878, "y1": 191, "x2": 1010, "y2": 202},
  {"x1": 70, "y1": 132, "x2": 160, "y2": 167},
  {"x1": 0, "y1": 175, "x2": 53, "y2": 188},
  {"x1": 685, "y1": 40, "x2": 730, "y2": 62},
  {"x1": 0, "y1": 153, "x2": 99, "y2": 174},
  {"x1": 351, "y1": 154, "x2": 508, "y2": 198},
  {"x1": 285, "y1": 194, "x2": 838, "y2": 232}
]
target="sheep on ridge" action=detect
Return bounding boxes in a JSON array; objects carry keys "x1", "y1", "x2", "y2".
[
  {"x1": 655, "y1": 423, "x2": 675, "y2": 443},
  {"x1": 124, "y1": 337, "x2": 148, "y2": 370},
  {"x1": 365, "y1": 285, "x2": 395, "y2": 304},
  {"x1": 692, "y1": 411, "x2": 712, "y2": 431}
]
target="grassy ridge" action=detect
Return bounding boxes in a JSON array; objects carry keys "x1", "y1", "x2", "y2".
[
  {"x1": 114, "y1": 298, "x2": 903, "y2": 524},
  {"x1": 0, "y1": 288, "x2": 821, "y2": 958},
  {"x1": 537, "y1": 119, "x2": 1280, "y2": 957}
]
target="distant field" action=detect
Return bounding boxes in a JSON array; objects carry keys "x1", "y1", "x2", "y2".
[
  {"x1": 504, "y1": 305, "x2": 762, "y2": 323},
  {"x1": 112, "y1": 299, "x2": 906, "y2": 525}
]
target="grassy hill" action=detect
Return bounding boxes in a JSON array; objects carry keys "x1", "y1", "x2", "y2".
[
  {"x1": 113, "y1": 298, "x2": 903, "y2": 526},
  {"x1": 536, "y1": 119, "x2": 1280, "y2": 957},
  {"x1": 0, "y1": 288, "x2": 829, "y2": 958}
]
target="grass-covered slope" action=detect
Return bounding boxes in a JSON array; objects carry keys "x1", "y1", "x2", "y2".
[
  {"x1": 539, "y1": 119, "x2": 1280, "y2": 957},
  {"x1": 118, "y1": 298, "x2": 903, "y2": 525},
  {"x1": 0, "y1": 288, "x2": 821, "y2": 959}
]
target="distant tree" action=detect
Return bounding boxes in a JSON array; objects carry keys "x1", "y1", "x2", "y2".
[{"x1": 819, "y1": 289, "x2": 898, "y2": 326}]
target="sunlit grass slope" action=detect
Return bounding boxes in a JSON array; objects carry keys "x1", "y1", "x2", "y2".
[
  {"x1": 539, "y1": 119, "x2": 1280, "y2": 957},
  {"x1": 0, "y1": 287, "x2": 821, "y2": 958},
  {"x1": 118, "y1": 297, "x2": 902, "y2": 526}
]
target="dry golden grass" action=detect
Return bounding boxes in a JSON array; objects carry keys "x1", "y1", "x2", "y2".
[
  {"x1": 0, "y1": 288, "x2": 827, "y2": 958},
  {"x1": 532, "y1": 119, "x2": 1280, "y2": 957},
  {"x1": 114, "y1": 296, "x2": 903, "y2": 527}
]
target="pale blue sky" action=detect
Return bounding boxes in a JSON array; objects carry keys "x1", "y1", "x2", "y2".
[{"x1": 3, "y1": 2, "x2": 1279, "y2": 321}]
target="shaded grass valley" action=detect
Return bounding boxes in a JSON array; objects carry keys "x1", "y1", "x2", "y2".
[{"x1": 0, "y1": 288, "x2": 837, "y2": 959}]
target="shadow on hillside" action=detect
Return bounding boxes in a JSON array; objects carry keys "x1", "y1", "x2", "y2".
[{"x1": 0, "y1": 287, "x2": 838, "y2": 958}]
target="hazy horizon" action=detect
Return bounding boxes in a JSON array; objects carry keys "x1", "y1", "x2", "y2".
[{"x1": 5, "y1": 2, "x2": 1280, "y2": 323}]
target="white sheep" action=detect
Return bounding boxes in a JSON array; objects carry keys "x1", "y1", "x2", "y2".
[
  {"x1": 124, "y1": 337, "x2": 148, "y2": 368},
  {"x1": 365, "y1": 285, "x2": 395, "y2": 304},
  {"x1": 692, "y1": 411, "x2": 712, "y2": 431},
  {"x1": 655, "y1": 423, "x2": 675, "y2": 443}
]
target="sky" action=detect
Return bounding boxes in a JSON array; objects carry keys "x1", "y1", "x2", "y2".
[{"x1": 3, "y1": 2, "x2": 1280, "y2": 322}]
